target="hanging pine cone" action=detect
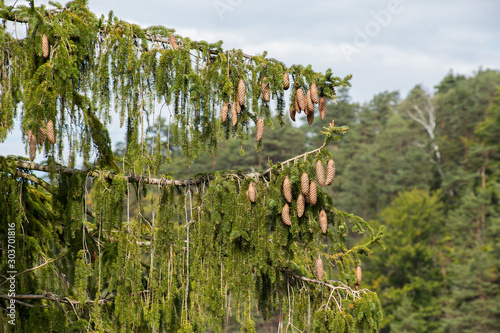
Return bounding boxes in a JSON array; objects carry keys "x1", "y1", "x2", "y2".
[
  {"x1": 283, "y1": 72, "x2": 290, "y2": 90},
  {"x1": 29, "y1": 133, "x2": 37, "y2": 161},
  {"x1": 296, "y1": 87, "x2": 306, "y2": 111},
  {"x1": 310, "y1": 82, "x2": 319, "y2": 104},
  {"x1": 309, "y1": 181, "x2": 317, "y2": 205},
  {"x1": 289, "y1": 104, "x2": 296, "y2": 122},
  {"x1": 238, "y1": 79, "x2": 246, "y2": 105},
  {"x1": 282, "y1": 203, "x2": 291, "y2": 226},
  {"x1": 294, "y1": 96, "x2": 301, "y2": 114},
  {"x1": 39, "y1": 126, "x2": 47, "y2": 145},
  {"x1": 356, "y1": 266, "x2": 362, "y2": 286},
  {"x1": 316, "y1": 160, "x2": 325, "y2": 187},
  {"x1": 325, "y1": 159, "x2": 335, "y2": 185},
  {"x1": 261, "y1": 81, "x2": 270, "y2": 102},
  {"x1": 319, "y1": 209, "x2": 327, "y2": 234},
  {"x1": 169, "y1": 34, "x2": 178, "y2": 50},
  {"x1": 306, "y1": 90, "x2": 314, "y2": 114},
  {"x1": 42, "y1": 34, "x2": 49, "y2": 58},
  {"x1": 297, "y1": 193, "x2": 305, "y2": 217},
  {"x1": 26, "y1": 129, "x2": 33, "y2": 144},
  {"x1": 231, "y1": 103, "x2": 238, "y2": 126},
  {"x1": 307, "y1": 108, "x2": 314, "y2": 125},
  {"x1": 47, "y1": 120, "x2": 55, "y2": 144},
  {"x1": 315, "y1": 257, "x2": 324, "y2": 281},
  {"x1": 319, "y1": 96, "x2": 327, "y2": 120},
  {"x1": 301, "y1": 172, "x2": 309, "y2": 196},
  {"x1": 236, "y1": 101, "x2": 241, "y2": 114},
  {"x1": 221, "y1": 102, "x2": 229, "y2": 122},
  {"x1": 256, "y1": 117, "x2": 264, "y2": 141},
  {"x1": 247, "y1": 181, "x2": 256, "y2": 202},
  {"x1": 283, "y1": 176, "x2": 292, "y2": 203}
]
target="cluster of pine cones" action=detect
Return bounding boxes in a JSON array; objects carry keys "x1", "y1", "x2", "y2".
[
  {"x1": 280, "y1": 159, "x2": 335, "y2": 230},
  {"x1": 290, "y1": 82, "x2": 327, "y2": 124},
  {"x1": 221, "y1": 73, "x2": 330, "y2": 143}
]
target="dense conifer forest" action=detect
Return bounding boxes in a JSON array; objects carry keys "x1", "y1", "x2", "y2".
[{"x1": 1, "y1": 1, "x2": 499, "y2": 332}]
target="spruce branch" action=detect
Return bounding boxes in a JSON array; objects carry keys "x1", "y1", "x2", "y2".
[{"x1": 324, "y1": 225, "x2": 385, "y2": 262}]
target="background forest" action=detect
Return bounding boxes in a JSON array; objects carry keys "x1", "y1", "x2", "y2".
[{"x1": 142, "y1": 69, "x2": 500, "y2": 332}]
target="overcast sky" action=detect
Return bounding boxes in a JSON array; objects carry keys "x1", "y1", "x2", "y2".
[
  {"x1": 1, "y1": 0, "x2": 500, "y2": 158},
  {"x1": 85, "y1": 0, "x2": 500, "y2": 102}
]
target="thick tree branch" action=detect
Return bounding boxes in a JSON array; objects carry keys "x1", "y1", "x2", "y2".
[
  {"x1": 15, "y1": 169, "x2": 51, "y2": 192},
  {"x1": 9, "y1": 158, "x2": 207, "y2": 186},
  {"x1": 5, "y1": 138, "x2": 327, "y2": 186}
]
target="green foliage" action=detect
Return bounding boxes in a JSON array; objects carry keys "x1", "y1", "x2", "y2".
[
  {"x1": 0, "y1": 0, "x2": 352, "y2": 171},
  {"x1": 362, "y1": 189, "x2": 446, "y2": 332}
]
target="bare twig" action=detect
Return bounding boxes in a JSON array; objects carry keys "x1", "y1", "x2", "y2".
[
  {"x1": 0, "y1": 293, "x2": 112, "y2": 306},
  {"x1": 0, "y1": 294, "x2": 34, "y2": 308},
  {"x1": 262, "y1": 143, "x2": 327, "y2": 175},
  {"x1": 0, "y1": 251, "x2": 70, "y2": 288}
]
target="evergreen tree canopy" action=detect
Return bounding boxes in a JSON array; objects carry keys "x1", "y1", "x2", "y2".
[{"x1": 0, "y1": 1, "x2": 384, "y2": 332}]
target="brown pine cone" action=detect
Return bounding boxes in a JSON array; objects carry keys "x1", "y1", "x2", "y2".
[
  {"x1": 289, "y1": 104, "x2": 296, "y2": 121},
  {"x1": 47, "y1": 120, "x2": 55, "y2": 144},
  {"x1": 256, "y1": 117, "x2": 264, "y2": 141},
  {"x1": 29, "y1": 134, "x2": 37, "y2": 161},
  {"x1": 39, "y1": 126, "x2": 47, "y2": 145},
  {"x1": 297, "y1": 193, "x2": 305, "y2": 218},
  {"x1": 306, "y1": 90, "x2": 314, "y2": 114},
  {"x1": 221, "y1": 102, "x2": 229, "y2": 122},
  {"x1": 283, "y1": 176, "x2": 292, "y2": 203},
  {"x1": 169, "y1": 34, "x2": 178, "y2": 50},
  {"x1": 231, "y1": 103, "x2": 238, "y2": 126},
  {"x1": 27, "y1": 129, "x2": 33, "y2": 144},
  {"x1": 319, "y1": 96, "x2": 327, "y2": 120},
  {"x1": 282, "y1": 203, "x2": 291, "y2": 226},
  {"x1": 307, "y1": 108, "x2": 314, "y2": 125},
  {"x1": 316, "y1": 160, "x2": 325, "y2": 187},
  {"x1": 247, "y1": 181, "x2": 256, "y2": 202},
  {"x1": 309, "y1": 181, "x2": 317, "y2": 205},
  {"x1": 319, "y1": 210, "x2": 327, "y2": 234},
  {"x1": 238, "y1": 79, "x2": 246, "y2": 105},
  {"x1": 301, "y1": 172, "x2": 309, "y2": 196},
  {"x1": 42, "y1": 34, "x2": 49, "y2": 58},
  {"x1": 310, "y1": 82, "x2": 319, "y2": 104},
  {"x1": 261, "y1": 81, "x2": 270, "y2": 102},
  {"x1": 283, "y1": 72, "x2": 290, "y2": 90},
  {"x1": 296, "y1": 87, "x2": 306, "y2": 111},
  {"x1": 315, "y1": 257, "x2": 324, "y2": 280},
  {"x1": 325, "y1": 159, "x2": 335, "y2": 185},
  {"x1": 294, "y1": 96, "x2": 301, "y2": 114},
  {"x1": 356, "y1": 266, "x2": 362, "y2": 286}
]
